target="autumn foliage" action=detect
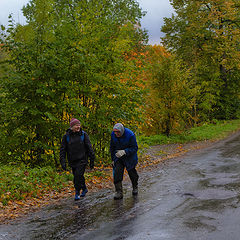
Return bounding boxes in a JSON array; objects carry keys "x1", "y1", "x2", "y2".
[{"x1": 0, "y1": 0, "x2": 240, "y2": 215}]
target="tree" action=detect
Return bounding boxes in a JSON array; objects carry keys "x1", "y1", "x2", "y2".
[
  {"x1": 0, "y1": 0, "x2": 147, "y2": 166},
  {"x1": 142, "y1": 45, "x2": 194, "y2": 136},
  {"x1": 161, "y1": 0, "x2": 240, "y2": 121}
]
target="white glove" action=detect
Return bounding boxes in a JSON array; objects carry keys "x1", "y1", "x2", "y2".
[{"x1": 115, "y1": 150, "x2": 126, "y2": 158}]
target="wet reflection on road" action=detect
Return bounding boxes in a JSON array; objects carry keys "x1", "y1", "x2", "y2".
[{"x1": 1, "y1": 132, "x2": 240, "y2": 240}]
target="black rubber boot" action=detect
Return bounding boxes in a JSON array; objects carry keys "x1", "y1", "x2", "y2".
[
  {"x1": 132, "y1": 185, "x2": 138, "y2": 195},
  {"x1": 114, "y1": 182, "x2": 123, "y2": 200},
  {"x1": 128, "y1": 168, "x2": 139, "y2": 196}
]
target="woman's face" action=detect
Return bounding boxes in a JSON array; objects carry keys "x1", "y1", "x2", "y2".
[
  {"x1": 72, "y1": 123, "x2": 81, "y2": 132},
  {"x1": 113, "y1": 129, "x2": 122, "y2": 138}
]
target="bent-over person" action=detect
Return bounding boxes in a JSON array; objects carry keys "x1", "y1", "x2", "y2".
[{"x1": 110, "y1": 123, "x2": 139, "y2": 200}]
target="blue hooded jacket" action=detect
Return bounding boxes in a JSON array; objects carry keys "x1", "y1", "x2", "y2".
[{"x1": 110, "y1": 127, "x2": 138, "y2": 171}]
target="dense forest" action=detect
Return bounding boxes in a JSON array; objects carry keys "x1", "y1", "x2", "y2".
[{"x1": 0, "y1": 0, "x2": 239, "y2": 168}]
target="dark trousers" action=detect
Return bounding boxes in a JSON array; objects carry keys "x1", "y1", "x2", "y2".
[
  {"x1": 113, "y1": 159, "x2": 139, "y2": 187},
  {"x1": 72, "y1": 164, "x2": 87, "y2": 192}
]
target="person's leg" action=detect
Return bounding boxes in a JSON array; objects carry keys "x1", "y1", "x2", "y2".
[
  {"x1": 72, "y1": 167, "x2": 81, "y2": 200},
  {"x1": 78, "y1": 164, "x2": 86, "y2": 190},
  {"x1": 128, "y1": 167, "x2": 139, "y2": 195},
  {"x1": 78, "y1": 164, "x2": 88, "y2": 197},
  {"x1": 113, "y1": 159, "x2": 124, "y2": 199},
  {"x1": 72, "y1": 165, "x2": 87, "y2": 200}
]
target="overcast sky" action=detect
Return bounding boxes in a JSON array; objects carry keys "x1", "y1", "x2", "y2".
[{"x1": 0, "y1": 0, "x2": 174, "y2": 45}]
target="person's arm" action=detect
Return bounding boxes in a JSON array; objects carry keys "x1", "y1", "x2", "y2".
[
  {"x1": 110, "y1": 134, "x2": 118, "y2": 161},
  {"x1": 110, "y1": 135, "x2": 118, "y2": 167},
  {"x1": 124, "y1": 134, "x2": 138, "y2": 156},
  {"x1": 60, "y1": 135, "x2": 67, "y2": 170},
  {"x1": 84, "y1": 133, "x2": 95, "y2": 169}
]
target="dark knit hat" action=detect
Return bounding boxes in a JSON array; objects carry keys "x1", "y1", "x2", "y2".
[{"x1": 70, "y1": 118, "x2": 80, "y2": 127}]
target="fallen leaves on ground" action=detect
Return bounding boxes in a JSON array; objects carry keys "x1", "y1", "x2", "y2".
[{"x1": 0, "y1": 140, "x2": 213, "y2": 224}]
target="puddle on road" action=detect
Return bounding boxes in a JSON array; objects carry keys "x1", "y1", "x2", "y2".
[
  {"x1": 193, "y1": 188, "x2": 238, "y2": 200},
  {"x1": 1, "y1": 133, "x2": 240, "y2": 240},
  {"x1": 184, "y1": 216, "x2": 217, "y2": 232}
]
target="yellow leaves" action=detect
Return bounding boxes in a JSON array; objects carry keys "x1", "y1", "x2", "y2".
[
  {"x1": 112, "y1": 38, "x2": 131, "y2": 55},
  {"x1": 15, "y1": 201, "x2": 25, "y2": 206},
  {"x1": 139, "y1": 143, "x2": 197, "y2": 169},
  {"x1": 151, "y1": 45, "x2": 170, "y2": 58},
  {"x1": 87, "y1": 172, "x2": 112, "y2": 191},
  {"x1": 0, "y1": 140, "x2": 204, "y2": 224}
]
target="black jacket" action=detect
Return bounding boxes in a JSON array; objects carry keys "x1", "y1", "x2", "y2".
[{"x1": 60, "y1": 128, "x2": 95, "y2": 168}]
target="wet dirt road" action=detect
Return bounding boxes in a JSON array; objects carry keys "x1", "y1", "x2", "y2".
[{"x1": 1, "y1": 132, "x2": 240, "y2": 240}]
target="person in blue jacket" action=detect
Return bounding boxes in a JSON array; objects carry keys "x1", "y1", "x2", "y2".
[{"x1": 110, "y1": 123, "x2": 139, "y2": 199}]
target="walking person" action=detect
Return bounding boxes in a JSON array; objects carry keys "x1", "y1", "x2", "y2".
[
  {"x1": 60, "y1": 118, "x2": 95, "y2": 200},
  {"x1": 110, "y1": 123, "x2": 139, "y2": 200}
]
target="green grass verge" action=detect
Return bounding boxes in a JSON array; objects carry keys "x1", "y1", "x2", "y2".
[
  {"x1": 0, "y1": 164, "x2": 107, "y2": 206},
  {"x1": 138, "y1": 119, "x2": 240, "y2": 147},
  {"x1": 0, "y1": 165, "x2": 73, "y2": 206}
]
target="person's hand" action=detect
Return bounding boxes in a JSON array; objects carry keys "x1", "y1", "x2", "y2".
[{"x1": 115, "y1": 150, "x2": 126, "y2": 158}]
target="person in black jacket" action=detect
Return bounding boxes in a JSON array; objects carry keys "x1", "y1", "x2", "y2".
[{"x1": 60, "y1": 118, "x2": 95, "y2": 200}]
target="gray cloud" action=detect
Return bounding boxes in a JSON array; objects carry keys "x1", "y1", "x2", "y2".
[
  {"x1": 0, "y1": 0, "x2": 29, "y2": 25},
  {"x1": 137, "y1": 0, "x2": 174, "y2": 45}
]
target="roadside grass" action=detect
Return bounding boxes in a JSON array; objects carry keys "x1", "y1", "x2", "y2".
[
  {"x1": 0, "y1": 119, "x2": 240, "y2": 207},
  {"x1": 0, "y1": 165, "x2": 70, "y2": 206},
  {"x1": 138, "y1": 119, "x2": 240, "y2": 147},
  {"x1": 0, "y1": 165, "x2": 107, "y2": 206}
]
